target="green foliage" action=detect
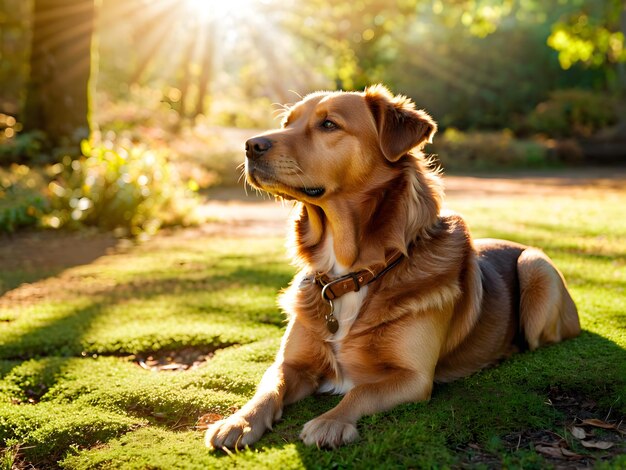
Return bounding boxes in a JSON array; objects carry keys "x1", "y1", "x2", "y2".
[
  {"x1": 0, "y1": 441, "x2": 20, "y2": 470},
  {"x1": 409, "y1": 26, "x2": 600, "y2": 130},
  {"x1": 281, "y1": 0, "x2": 417, "y2": 90},
  {"x1": 525, "y1": 89, "x2": 619, "y2": 137},
  {"x1": 0, "y1": 130, "x2": 48, "y2": 165},
  {"x1": 277, "y1": 0, "x2": 608, "y2": 132},
  {"x1": 430, "y1": 129, "x2": 552, "y2": 171},
  {"x1": 0, "y1": 138, "x2": 201, "y2": 235},
  {"x1": 43, "y1": 139, "x2": 199, "y2": 235},
  {"x1": 0, "y1": 402, "x2": 142, "y2": 464},
  {"x1": 0, "y1": 165, "x2": 48, "y2": 232},
  {"x1": 548, "y1": 1, "x2": 626, "y2": 70}
]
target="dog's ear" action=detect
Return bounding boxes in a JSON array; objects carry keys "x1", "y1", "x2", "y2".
[{"x1": 364, "y1": 84, "x2": 437, "y2": 162}]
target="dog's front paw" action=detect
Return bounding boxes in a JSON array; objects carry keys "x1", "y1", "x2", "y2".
[
  {"x1": 205, "y1": 414, "x2": 264, "y2": 450},
  {"x1": 300, "y1": 417, "x2": 359, "y2": 449}
]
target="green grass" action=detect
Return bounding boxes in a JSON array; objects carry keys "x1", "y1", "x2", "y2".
[{"x1": 1, "y1": 185, "x2": 625, "y2": 468}]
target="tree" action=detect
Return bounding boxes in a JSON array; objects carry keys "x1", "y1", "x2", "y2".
[
  {"x1": 280, "y1": 0, "x2": 417, "y2": 90},
  {"x1": 23, "y1": 0, "x2": 96, "y2": 155},
  {"x1": 0, "y1": 0, "x2": 31, "y2": 117},
  {"x1": 547, "y1": 0, "x2": 626, "y2": 95}
]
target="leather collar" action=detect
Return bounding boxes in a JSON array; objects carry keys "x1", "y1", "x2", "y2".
[{"x1": 314, "y1": 251, "x2": 405, "y2": 301}]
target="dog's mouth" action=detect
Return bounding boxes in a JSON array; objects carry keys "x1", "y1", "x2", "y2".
[
  {"x1": 298, "y1": 187, "x2": 325, "y2": 198},
  {"x1": 265, "y1": 183, "x2": 326, "y2": 201},
  {"x1": 246, "y1": 163, "x2": 325, "y2": 200}
]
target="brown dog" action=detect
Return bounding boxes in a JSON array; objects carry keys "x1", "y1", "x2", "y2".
[{"x1": 205, "y1": 85, "x2": 580, "y2": 450}]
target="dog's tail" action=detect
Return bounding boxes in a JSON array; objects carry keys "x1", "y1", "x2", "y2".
[{"x1": 517, "y1": 248, "x2": 581, "y2": 350}]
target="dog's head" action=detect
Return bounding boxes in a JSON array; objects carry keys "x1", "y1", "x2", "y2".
[{"x1": 244, "y1": 85, "x2": 437, "y2": 203}]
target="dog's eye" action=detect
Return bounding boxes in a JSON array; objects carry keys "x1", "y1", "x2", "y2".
[{"x1": 321, "y1": 119, "x2": 338, "y2": 130}]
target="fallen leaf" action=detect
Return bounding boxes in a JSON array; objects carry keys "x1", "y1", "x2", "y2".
[
  {"x1": 196, "y1": 413, "x2": 223, "y2": 430},
  {"x1": 581, "y1": 418, "x2": 616, "y2": 430},
  {"x1": 560, "y1": 448, "x2": 584, "y2": 459},
  {"x1": 570, "y1": 426, "x2": 586, "y2": 439},
  {"x1": 580, "y1": 440, "x2": 615, "y2": 450},
  {"x1": 535, "y1": 444, "x2": 566, "y2": 459}
]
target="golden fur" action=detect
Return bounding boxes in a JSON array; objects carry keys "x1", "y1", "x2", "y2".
[{"x1": 205, "y1": 85, "x2": 581, "y2": 449}]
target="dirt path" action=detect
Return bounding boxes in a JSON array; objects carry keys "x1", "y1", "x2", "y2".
[{"x1": 442, "y1": 169, "x2": 626, "y2": 196}]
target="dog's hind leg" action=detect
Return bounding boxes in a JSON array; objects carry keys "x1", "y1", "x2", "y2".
[{"x1": 517, "y1": 248, "x2": 580, "y2": 350}]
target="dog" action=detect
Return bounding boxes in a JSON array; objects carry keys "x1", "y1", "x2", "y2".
[{"x1": 205, "y1": 85, "x2": 581, "y2": 450}]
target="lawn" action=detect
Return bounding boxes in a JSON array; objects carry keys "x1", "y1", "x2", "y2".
[{"x1": 1, "y1": 176, "x2": 625, "y2": 469}]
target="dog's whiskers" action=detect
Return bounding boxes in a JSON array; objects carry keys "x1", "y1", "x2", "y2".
[
  {"x1": 295, "y1": 172, "x2": 319, "y2": 193},
  {"x1": 272, "y1": 102, "x2": 293, "y2": 124},
  {"x1": 237, "y1": 163, "x2": 249, "y2": 196},
  {"x1": 288, "y1": 89, "x2": 303, "y2": 100},
  {"x1": 272, "y1": 102, "x2": 293, "y2": 111}
]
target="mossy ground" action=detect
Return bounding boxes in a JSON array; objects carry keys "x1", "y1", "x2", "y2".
[{"x1": 1, "y1": 176, "x2": 625, "y2": 469}]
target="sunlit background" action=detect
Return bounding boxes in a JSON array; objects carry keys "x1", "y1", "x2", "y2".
[
  {"x1": 0, "y1": 0, "x2": 624, "y2": 234},
  {"x1": 3, "y1": 0, "x2": 624, "y2": 127}
]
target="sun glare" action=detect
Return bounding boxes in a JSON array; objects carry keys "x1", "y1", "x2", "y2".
[{"x1": 184, "y1": 0, "x2": 259, "y2": 21}]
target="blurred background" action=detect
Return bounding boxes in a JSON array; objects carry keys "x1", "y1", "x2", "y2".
[{"x1": 0, "y1": 0, "x2": 625, "y2": 236}]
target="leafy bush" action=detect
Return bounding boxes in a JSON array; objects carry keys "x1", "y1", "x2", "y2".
[
  {"x1": 525, "y1": 89, "x2": 618, "y2": 138},
  {"x1": 0, "y1": 165, "x2": 48, "y2": 232},
  {"x1": 0, "y1": 139, "x2": 201, "y2": 235},
  {"x1": 43, "y1": 139, "x2": 200, "y2": 236},
  {"x1": 429, "y1": 129, "x2": 552, "y2": 171}
]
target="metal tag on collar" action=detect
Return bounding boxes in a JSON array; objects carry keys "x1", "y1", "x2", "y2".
[
  {"x1": 321, "y1": 284, "x2": 339, "y2": 334},
  {"x1": 324, "y1": 299, "x2": 339, "y2": 334}
]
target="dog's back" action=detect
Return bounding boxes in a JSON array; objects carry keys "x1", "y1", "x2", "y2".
[{"x1": 435, "y1": 236, "x2": 580, "y2": 382}]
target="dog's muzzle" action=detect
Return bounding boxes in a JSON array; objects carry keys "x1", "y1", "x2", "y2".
[{"x1": 245, "y1": 137, "x2": 272, "y2": 161}]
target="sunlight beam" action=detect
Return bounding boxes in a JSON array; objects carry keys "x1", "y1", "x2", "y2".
[{"x1": 184, "y1": 0, "x2": 259, "y2": 21}]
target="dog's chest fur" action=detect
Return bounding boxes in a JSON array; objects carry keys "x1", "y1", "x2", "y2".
[{"x1": 315, "y1": 234, "x2": 366, "y2": 395}]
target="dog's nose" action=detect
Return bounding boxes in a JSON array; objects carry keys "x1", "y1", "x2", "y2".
[{"x1": 245, "y1": 137, "x2": 273, "y2": 160}]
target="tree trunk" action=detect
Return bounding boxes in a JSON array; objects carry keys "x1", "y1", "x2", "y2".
[{"x1": 23, "y1": 0, "x2": 95, "y2": 156}]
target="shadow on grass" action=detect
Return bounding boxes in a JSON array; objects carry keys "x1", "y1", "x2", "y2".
[
  {"x1": 49, "y1": 266, "x2": 293, "y2": 308},
  {"x1": 0, "y1": 249, "x2": 291, "y2": 431},
  {"x1": 0, "y1": 263, "x2": 291, "y2": 358},
  {"x1": 0, "y1": 231, "x2": 119, "y2": 295},
  {"x1": 0, "y1": 247, "x2": 292, "y2": 410},
  {"x1": 0, "y1": 254, "x2": 291, "y2": 465}
]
